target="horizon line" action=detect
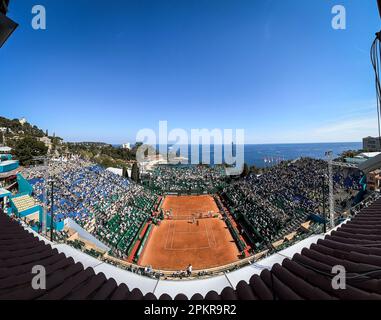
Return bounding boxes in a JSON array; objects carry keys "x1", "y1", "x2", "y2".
[{"x1": 65, "y1": 141, "x2": 362, "y2": 146}]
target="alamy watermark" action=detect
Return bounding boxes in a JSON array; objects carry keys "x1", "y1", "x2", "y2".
[
  {"x1": 331, "y1": 265, "x2": 346, "y2": 290},
  {"x1": 31, "y1": 5, "x2": 46, "y2": 30},
  {"x1": 31, "y1": 265, "x2": 46, "y2": 290},
  {"x1": 29, "y1": 4, "x2": 345, "y2": 31},
  {"x1": 136, "y1": 121, "x2": 245, "y2": 176},
  {"x1": 332, "y1": 4, "x2": 346, "y2": 30}
]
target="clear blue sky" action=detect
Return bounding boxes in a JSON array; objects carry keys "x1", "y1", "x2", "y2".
[{"x1": 1, "y1": 0, "x2": 380, "y2": 144}]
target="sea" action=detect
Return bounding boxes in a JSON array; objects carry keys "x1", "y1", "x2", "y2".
[
  {"x1": 118, "y1": 142, "x2": 362, "y2": 168},
  {"x1": 235, "y1": 142, "x2": 362, "y2": 168}
]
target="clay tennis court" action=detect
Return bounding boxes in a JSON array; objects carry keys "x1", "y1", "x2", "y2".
[
  {"x1": 139, "y1": 195, "x2": 240, "y2": 270},
  {"x1": 161, "y1": 194, "x2": 219, "y2": 218}
]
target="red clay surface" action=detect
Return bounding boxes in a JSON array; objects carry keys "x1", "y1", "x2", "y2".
[
  {"x1": 139, "y1": 195, "x2": 240, "y2": 270},
  {"x1": 161, "y1": 194, "x2": 219, "y2": 218}
]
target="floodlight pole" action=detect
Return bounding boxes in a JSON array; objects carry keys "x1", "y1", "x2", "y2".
[
  {"x1": 326, "y1": 151, "x2": 335, "y2": 229},
  {"x1": 42, "y1": 157, "x2": 49, "y2": 235},
  {"x1": 50, "y1": 179, "x2": 54, "y2": 241},
  {"x1": 321, "y1": 175, "x2": 327, "y2": 234}
]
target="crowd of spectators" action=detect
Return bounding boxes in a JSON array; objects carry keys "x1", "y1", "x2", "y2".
[
  {"x1": 148, "y1": 164, "x2": 227, "y2": 193},
  {"x1": 22, "y1": 159, "x2": 157, "y2": 259},
  {"x1": 21, "y1": 157, "x2": 363, "y2": 263},
  {"x1": 220, "y1": 158, "x2": 362, "y2": 249}
]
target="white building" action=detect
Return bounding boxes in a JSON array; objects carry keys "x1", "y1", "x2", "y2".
[
  {"x1": 122, "y1": 143, "x2": 131, "y2": 150},
  {"x1": 38, "y1": 136, "x2": 52, "y2": 151},
  {"x1": 19, "y1": 118, "x2": 27, "y2": 125},
  {"x1": 0, "y1": 146, "x2": 12, "y2": 153}
]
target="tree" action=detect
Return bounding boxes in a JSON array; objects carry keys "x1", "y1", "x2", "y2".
[
  {"x1": 97, "y1": 155, "x2": 114, "y2": 168},
  {"x1": 13, "y1": 136, "x2": 48, "y2": 165},
  {"x1": 250, "y1": 165, "x2": 260, "y2": 175},
  {"x1": 123, "y1": 166, "x2": 129, "y2": 179},
  {"x1": 240, "y1": 163, "x2": 250, "y2": 178},
  {"x1": 340, "y1": 150, "x2": 357, "y2": 159},
  {"x1": 131, "y1": 163, "x2": 140, "y2": 182},
  {"x1": 130, "y1": 142, "x2": 143, "y2": 158}
]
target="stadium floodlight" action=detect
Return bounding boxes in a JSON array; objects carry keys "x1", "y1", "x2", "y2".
[{"x1": 363, "y1": 1, "x2": 381, "y2": 174}]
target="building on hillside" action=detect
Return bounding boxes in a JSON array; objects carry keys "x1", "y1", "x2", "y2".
[
  {"x1": 122, "y1": 143, "x2": 131, "y2": 150},
  {"x1": 38, "y1": 136, "x2": 52, "y2": 151},
  {"x1": 18, "y1": 117, "x2": 27, "y2": 125},
  {"x1": 363, "y1": 136, "x2": 381, "y2": 152}
]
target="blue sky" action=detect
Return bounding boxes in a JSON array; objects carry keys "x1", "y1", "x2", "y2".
[{"x1": 1, "y1": 0, "x2": 380, "y2": 144}]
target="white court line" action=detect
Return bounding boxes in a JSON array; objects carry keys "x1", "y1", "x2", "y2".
[
  {"x1": 170, "y1": 222, "x2": 175, "y2": 249},
  {"x1": 163, "y1": 246, "x2": 212, "y2": 251},
  {"x1": 164, "y1": 220, "x2": 173, "y2": 250},
  {"x1": 208, "y1": 220, "x2": 217, "y2": 247},
  {"x1": 163, "y1": 220, "x2": 213, "y2": 251},
  {"x1": 204, "y1": 219, "x2": 212, "y2": 248}
]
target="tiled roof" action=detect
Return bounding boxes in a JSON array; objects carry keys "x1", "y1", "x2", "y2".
[{"x1": 1, "y1": 199, "x2": 381, "y2": 300}]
